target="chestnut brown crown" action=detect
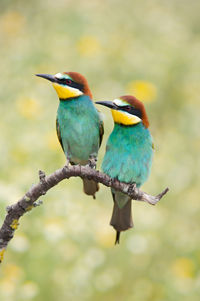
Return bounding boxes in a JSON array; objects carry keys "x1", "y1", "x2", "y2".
[
  {"x1": 120, "y1": 95, "x2": 149, "y2": 128},
  {"x1": 64, "y1": 72, "x2": 93, "y2": 99}
]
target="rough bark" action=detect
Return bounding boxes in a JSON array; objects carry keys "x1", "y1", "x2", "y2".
[{"x1": 0, "y1": 164, "x2": 169, "y2": 263}]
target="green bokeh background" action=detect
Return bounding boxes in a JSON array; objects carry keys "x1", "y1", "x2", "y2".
[{"x1": 0, "y1": 0, "x2": 200, "y2": 300}]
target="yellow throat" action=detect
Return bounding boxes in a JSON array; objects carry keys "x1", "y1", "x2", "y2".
[
  {"x1": 111, "y1": 109, "x2": 141, "y2": 125},
  {"x1": 52, "y1": 83, "x2": 83, "y2": 99}
]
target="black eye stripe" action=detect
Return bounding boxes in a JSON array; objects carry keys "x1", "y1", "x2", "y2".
[
  {"x1": 123, "y1": 105, "x2": 132, "y2": 111},
  {"x1": 57, "y1": 78, "x2": 84, "y2": 92},
  {"x1": 118, "y1": 105, "x2": 142, "y2": 118}
]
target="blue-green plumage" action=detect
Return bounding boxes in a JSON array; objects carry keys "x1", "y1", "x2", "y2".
[
  {"x1": 102, "y1": 122, "x2": 153, "y2": 243},
  {"x1": 36, "y1": 71, "x2": 104, "y2": 198},
  {"x1": 102, "y1": 122, "x2": 153, "y2": 188},
  {"x1": 57, "y1": 95, "x2": 103, "y2": 197},
  {"x1": 57, "y1": 95, "x2": 101, "y2": 164},
  {"x1": 97, "y1": 95, "x2": 153, "y2": 244}
]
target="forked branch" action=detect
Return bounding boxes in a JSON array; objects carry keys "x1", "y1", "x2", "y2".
[{"x1": 0, "y1": 164, "x2": 169, "y2": 263}]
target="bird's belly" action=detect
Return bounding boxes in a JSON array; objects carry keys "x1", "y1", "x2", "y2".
[
  {"x1": 60, "y1": 121, "x2": 99, "y2": 164},
  {"x1": 103, "y1": 151, "x2": 151, "y2": 186},
  {"x1": 102, "y1": 126, "x2": 153, "y2": 186}
]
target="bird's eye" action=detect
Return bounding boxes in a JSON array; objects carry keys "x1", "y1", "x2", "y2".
[
  {"x1": 126, "y1": 106, "x2": 132, "y2": 111},
  {"x1": 66, "y1": 79, "x2": 72, "y2": 85}
]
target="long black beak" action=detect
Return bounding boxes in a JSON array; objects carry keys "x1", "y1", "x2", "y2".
[
  {"x1": 95, "y1": 101, "x2": 118, "y2": 110},
  {"x1": 35, "y1": 74, "x2": 56, "y2": 83}
]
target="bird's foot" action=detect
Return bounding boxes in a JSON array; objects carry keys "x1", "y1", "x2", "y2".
[
  {"x1": 88, "y1": 155, "x2": 97, "y2": 169},
  {"x1": 127, "y1": 183, "x2": 137, "y2": 194},
  {"x1": 65, "y1": 157, "x2": 71, "y2": 168}
]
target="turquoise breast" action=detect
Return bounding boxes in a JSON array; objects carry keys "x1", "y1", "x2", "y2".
[
  {"x1": 102, "y1": 122, "x2": 153, "y2": 187},
  {"x1": 57, "y1": 95, "x2": 100, "y2": 164}
]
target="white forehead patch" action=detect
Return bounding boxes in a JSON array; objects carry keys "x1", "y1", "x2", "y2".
[
  {"x1": 55, "y1": 73, "x2": 64, "y2": 79},
  {"x1": 54, "y1": 73, "x2": 72, "y2": 80},
  {"x1": 113, "y1": 98, "x2": 128, "y2": 106}
]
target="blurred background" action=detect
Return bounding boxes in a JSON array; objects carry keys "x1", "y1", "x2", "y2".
[{"x1": 0, "y1": 0, "x2": 200, "y2": 300}]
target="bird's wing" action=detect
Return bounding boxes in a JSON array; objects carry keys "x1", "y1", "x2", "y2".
[
  {"x1": 56, "y1": 118, "x2": 64, "y2": 151},
  {"x1": 99, "y1": 117, "x2": 104, "y2": 147}
]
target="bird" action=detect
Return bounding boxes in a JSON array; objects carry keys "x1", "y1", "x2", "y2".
[
  {"x1": 96, "y1": 95, "x2": 153, "y2": 244},
  {"x1": 36, "y1": 71, "x2": 104, "y2": 198}
]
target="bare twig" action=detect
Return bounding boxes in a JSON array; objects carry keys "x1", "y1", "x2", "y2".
[{"x1": 0, "y1": 165, "x2": 169, "y2": 263}]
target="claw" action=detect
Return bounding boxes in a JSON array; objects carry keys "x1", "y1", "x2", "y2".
[{"x1": 88, "y1": 155, "x2": 97, "y2": 169}]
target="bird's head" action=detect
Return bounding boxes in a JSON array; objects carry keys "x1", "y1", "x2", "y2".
[
  {"x1": 96, "y1": 95, "x2": 149, "y2": 128},
  {"x1": 36, "y1": 72, "x2": 92, "y2": 100}
]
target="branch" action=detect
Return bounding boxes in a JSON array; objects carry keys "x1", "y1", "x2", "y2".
[{"x1": 0, "y1": 164, "x2": 169, "y2": 263}]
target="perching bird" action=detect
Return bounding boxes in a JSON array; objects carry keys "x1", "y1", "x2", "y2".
[
  {"x1": 36, "y1": 72, "x2": 104, "y2": 198},
  {"x1": 96, "y1": 95, "x2": 153, "y2": 244}
]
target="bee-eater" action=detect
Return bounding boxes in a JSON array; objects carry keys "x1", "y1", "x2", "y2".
[
  {"x1": 36, "y1": 72, "x2": 104, "y2": 198},
  {"x1": 96, "y1": 95, "x2": 153, "y2": 243}
]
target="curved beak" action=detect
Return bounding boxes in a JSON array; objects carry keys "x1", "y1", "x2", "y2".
[
  {"x1": 35, "y1": 74, "x2": 56, "y2": 83},
  {"x1": 95, "y1": 101, "x2": 118, "y2": 110}
]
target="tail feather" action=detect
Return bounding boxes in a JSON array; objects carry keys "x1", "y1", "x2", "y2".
[
  {"x1": 110, "y1": 192, "x2": 133, "y2": 244},
  {"x1": 115, "y1": 231, "x2": 121, "y2": 244},
  {"x1": 83, "y1": 179, "x2": 99, "y2": 198}
]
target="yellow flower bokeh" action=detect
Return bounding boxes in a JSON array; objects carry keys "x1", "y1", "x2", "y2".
[
  {"x1": 2, "y1": 263, "x2": 24, "y2": 281},
  {"x1": 172, "y1": 257, "x2": 195, "y2": 279},
  {"x1": 11, "y1": 147, "x2": 29, "y2": 164},
  {"x1": 95, "y1": 225, "x2": 114, "y2": 248},
  {"x1": 77, "y1": 35, "x2": 101, "y2": 57},
  {"x1": 126, "y1": 80, "x2": 157, "y2": 102},
  {"x1": 0, "y1": 1, "x2": 199, "y2": 300},
  {"x1": 16, "y1": 97, "x2": 41, "y2": 120},
  {"x1": 0, "y1": 11, "x2": 25, "y2": 36},
  {"x1": 46, "y1": 130, "x2": 60, "y2": 151}
]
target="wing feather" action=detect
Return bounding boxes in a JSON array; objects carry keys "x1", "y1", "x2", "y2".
[
  {"x1": 56, "y1": 118, "x2": 64, "y2": 151},
  {"x1": 99, "y1": 117, "x2": 104, "y2": 147}
]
